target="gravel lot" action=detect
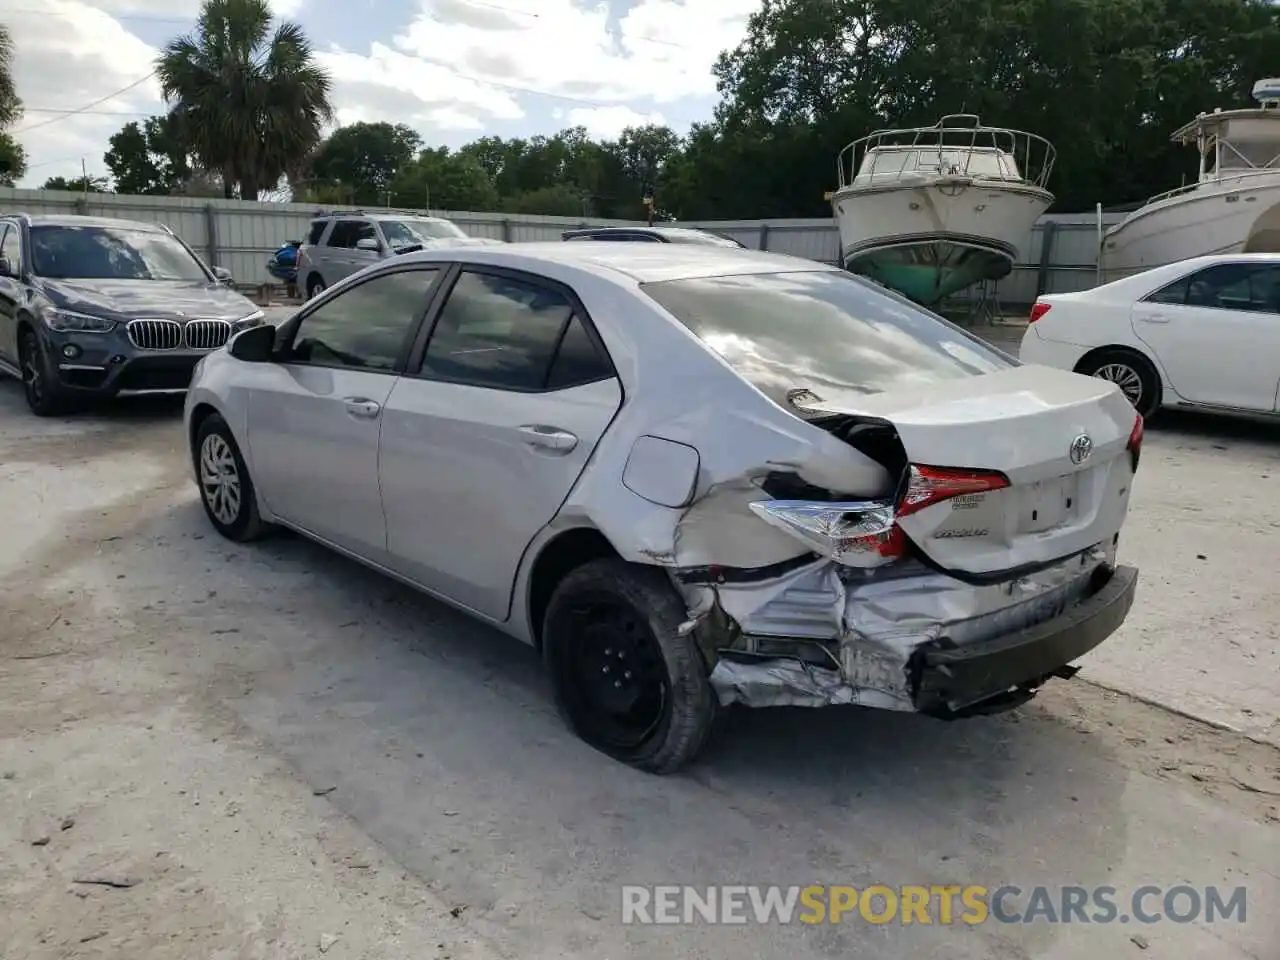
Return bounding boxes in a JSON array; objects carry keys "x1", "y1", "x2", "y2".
[{"x1": 1, "y1": 342, "x2": 1277, "y2": 958}]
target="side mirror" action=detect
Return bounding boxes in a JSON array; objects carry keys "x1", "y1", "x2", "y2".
[
  {"x1": 212, "y1": 265, "x2": 234, "y2": 285},
  {"x1": 355, "y1": 237, "x2": 381, "y2": 252},
  {"x1": 228, "y1": 323, "x2": 277, "y2": 362},
  {"x1": 0, "y1": 255, "x2": 13, "y2": 278}
]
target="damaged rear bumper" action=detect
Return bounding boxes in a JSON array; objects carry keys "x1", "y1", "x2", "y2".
[{"x1": 692, "y1": 547, "x2": 1137, "y2": 714}]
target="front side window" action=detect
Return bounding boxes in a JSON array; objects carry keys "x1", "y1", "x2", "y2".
[
  {"x1": 326, "y1": 220, "x2": 376, "y2": 249},
  {"x1": 420, "y1": 270, "x2": 597, "y2": 390},
  {"x1": 287, "y1": 268, "x2": 440, "y2": 371},
  {"x1": 641, "y1": 270, "x2": 1010, "y2": 403},
  {"x1": 28, "y1": 225, "x2": 209, "y2": 281}
]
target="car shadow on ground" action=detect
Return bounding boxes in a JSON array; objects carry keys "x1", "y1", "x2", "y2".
[
  {"x1": 0, "y1": 379, "x2": 185, "y2": 424},
  {"x1": 1151, "y1": 407, "x2": 1280, "y2": 446},
  {"x1": 197, "y1": 513, "x2": 1129, "y2": 957}
]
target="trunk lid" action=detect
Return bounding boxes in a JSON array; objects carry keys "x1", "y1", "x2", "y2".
[{"x1": 795, "y1": 365, "x2": 1138, "y2": 577}]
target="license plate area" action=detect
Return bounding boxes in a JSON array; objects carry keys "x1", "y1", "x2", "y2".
[{"x1": 1017, "y1": 472, "x2": 1083, "y2": 532}]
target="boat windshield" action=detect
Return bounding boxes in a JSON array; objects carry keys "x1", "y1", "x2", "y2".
[{"x1": 854, "y1": 146, "x2": 1021, "y2": 183}]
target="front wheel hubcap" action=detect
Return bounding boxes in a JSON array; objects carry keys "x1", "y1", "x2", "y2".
[
  {"x1": 1093, "y1": 363, "x2": 1143, "y2": 406},
  {"x1": 199, "y1": 434, "x2": 242, "y2": 525}
]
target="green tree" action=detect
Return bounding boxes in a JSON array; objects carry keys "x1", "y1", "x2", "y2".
[
  {"x1": 40, "y1": 175, "x2": 108, "y2": 192},
  {"x1": 504, "y1": 183, "x2": 588, "y2": 217},
  {"x1": 156, "y1": 0, "x2": 333, "y2": 200},
  {"x1": 0, "y1": 21, "x2": 26, "y2": 185},
  {"x1": 307, "y1": 122, "x2": 421, "y2": 205},
  {"x1": 104, "y1": 115, "x2": 193, "y2": 195},
  {"x1": 0, "y1": 132, "x2": 25, "y2": 185},
  {"x1": 388, "y1": 147, "x2": 500, "y2": 211}
]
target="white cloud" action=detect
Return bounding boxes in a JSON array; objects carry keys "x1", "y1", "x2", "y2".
[
  {"x1": 7, "y1": 0, "x2": 164, "y2": 186},
  {"x1": 7, "y1": 0, "x2": 757, "y2": 189},
  {"x1": 567, "y1": 105, "x2": 666, "y2": 139}
]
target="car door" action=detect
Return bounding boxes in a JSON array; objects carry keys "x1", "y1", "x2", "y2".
[
  {"x1": 0, "y1": 223, "x2": 20, "y2": 364},
  {"x1": 1131, "y1": 261, "x2": 1280, "y2": 410},
  {"x1": 378, "y1": 265, "x2": 622, "y2": 620},
  {"x1": 244, "y1": 265, "x2": 445, "y2": 561}
]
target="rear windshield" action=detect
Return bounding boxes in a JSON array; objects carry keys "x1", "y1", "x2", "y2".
[{"x1": 641, "y1": 270, "x2": 1011, "y2": 399}]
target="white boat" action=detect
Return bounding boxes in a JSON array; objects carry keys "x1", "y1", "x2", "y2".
[
  {"x1": 830, "y1": 115, "x2": 1055, "y2": 305},
  {"x1": 1099, "y1": 79, "x2": 1280, "y2": 283}
]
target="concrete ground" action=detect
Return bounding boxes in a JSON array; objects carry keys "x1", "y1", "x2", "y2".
[{"x1": 0, "y1": 347, "x2": 1277, "y2": 958}]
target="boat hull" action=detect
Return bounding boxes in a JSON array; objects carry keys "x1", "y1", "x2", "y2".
[
  {"x1": 1100, "y1": 175, "x2": 1280, "y2": 284},
  {"x1": 832, "y1": 178, "x2": 1052, "y2": 305}
]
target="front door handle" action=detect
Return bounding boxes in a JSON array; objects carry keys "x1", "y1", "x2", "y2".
[
  {"x1": 517, "y1": 424, "x2": 578, "y2": 452},
  {"x1": 343, "y1": 397, "x2": 381, "y2": 418},
  {"x1": 1137, "y1": 313, "x2": 1170, "y2": 323}
]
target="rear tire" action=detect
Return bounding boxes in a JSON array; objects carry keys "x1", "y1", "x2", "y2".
[
  {"x1": 1077, "y1": 349, "x2": 1161, "y2": 420},
  {"x1": 542, "y1": 558, "x2": 718, "y2": 774},
  {"x1": 306, "y1": 273, "x2": 326, "y2": 299},
  {"x1": 195, "y1": 413, "x2": 269, "y2": 542},
  {"x1": 19, "y1": 329, "x2": 69, "y2": 417}
]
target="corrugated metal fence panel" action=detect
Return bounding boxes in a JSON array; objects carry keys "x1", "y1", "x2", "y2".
[{"x1": 0, "y1": 187, "x2": 1131, "y2": 303}]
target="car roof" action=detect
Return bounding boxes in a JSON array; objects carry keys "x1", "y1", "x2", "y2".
[
  {"x1": 8, "y1": 214, "x2": 167, "y2": 232},
  {"x1": 393, "y1": 240, "x2": 836, "y2": 283},
  {"x1": 315, "y1": 212, "x2": 451, "y2": 222}
]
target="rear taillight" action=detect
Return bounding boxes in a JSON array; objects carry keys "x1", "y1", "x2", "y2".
[
  {"x1": 750, "y1": 465, "x2": 1009, "y2": 567},
  {"x1": 1127, "y1": 413, "x2": 1143, "y2": 472},
  {"x1": 897, "y1": 465, "x2": 1011, "y2": 518},
  {"x1": 1029, "y1": 302, "x2": 1051, "y2": 323}
]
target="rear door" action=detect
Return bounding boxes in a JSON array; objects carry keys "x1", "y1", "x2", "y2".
[
  {"x1": 245, "y1": 265, "x2": 444, "y2": 560},
  {"x1": 1131, "y1": 261, "x2": 1280, "y2": 410},
  {"x1": 323, "y1": 220, "x2": 380, "y2": 283},
  {"x1": 379, "y1": 265, "x2": 622, "y2": 620}
]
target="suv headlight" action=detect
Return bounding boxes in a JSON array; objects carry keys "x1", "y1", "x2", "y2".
[
  {"x1": 232, "y1": 309, "x2": 265, "y2": 330},
  {"x1": 43, "y1": 308, "x2": 117, "y2": 333}
]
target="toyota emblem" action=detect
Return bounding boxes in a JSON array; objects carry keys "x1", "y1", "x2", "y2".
[{"x1": 1069, "y1": 434, "x2": 1093, "y2": 464}]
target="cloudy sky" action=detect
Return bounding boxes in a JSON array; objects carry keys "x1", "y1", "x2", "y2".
[{"x1": 6, "y1": 0, "x2": 759, "y2": 188}]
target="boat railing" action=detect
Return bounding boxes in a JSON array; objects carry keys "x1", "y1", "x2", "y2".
[
  {"x1": 1139, "y1": 166, "x2": 1280, "y2": 209},
  {"x1": 835, "y1": 115, "x2": 1056, "y2": 191}
]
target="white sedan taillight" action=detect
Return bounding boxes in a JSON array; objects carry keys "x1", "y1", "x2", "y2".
[{"x1": 750, "y1": 464, "x2": 1011, "y2": 567}]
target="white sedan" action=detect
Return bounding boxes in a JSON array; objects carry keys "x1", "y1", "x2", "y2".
[{"x1": 1019, "y1": 253, "x2": 1280, "y2": 419}]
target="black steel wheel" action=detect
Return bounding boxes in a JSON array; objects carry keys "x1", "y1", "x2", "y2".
[{"x1": 543, "y1": 558, "x2": 717, "y2": 774}]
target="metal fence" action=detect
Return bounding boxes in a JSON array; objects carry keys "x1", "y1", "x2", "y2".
[{"x1": 0, "y1": 187, "x2": 1123, "y2": 307}]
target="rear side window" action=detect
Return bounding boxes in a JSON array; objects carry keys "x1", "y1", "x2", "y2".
[
  {"x1": 1151, "y1": 262, "x2": 1280, "y2": 313},
  {"x1": 326, "y1": 220, "x2": 375, "y2": 248},
  {"x1": 306, "y1": 219, "x2": 327, "y2": 245},
  {"x1": 420, "y1": 270, "x2": 610, "y2": 391},
  {"x1": 641, "y1": 270, "x2": 1010, "y2": 399}
]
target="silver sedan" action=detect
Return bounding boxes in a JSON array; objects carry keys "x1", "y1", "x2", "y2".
[{"x1": 184, "y1": 243, "x2": 1139, "y2": 773}]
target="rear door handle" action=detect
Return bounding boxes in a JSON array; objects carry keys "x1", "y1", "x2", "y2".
[
  {"x1": 517, "y1": 425, "x2": 578, "y2": 452},
  {"x1": 343, "y1": 397, "x2": 381, "y2": 418}
]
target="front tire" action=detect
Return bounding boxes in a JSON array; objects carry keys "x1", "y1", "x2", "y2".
[
  {"x1": 1077, "y1": 349, "x2": 1161, "y2": 420},
  {"x1": 195, "y1": 413, "x2": 269, "y2": 542},
  {"x1": 542, "y1": 558, "x2": 718, "y2": 774},
  {"x1": 19, "y1": 329, "x2": 69, "y2": 417}
]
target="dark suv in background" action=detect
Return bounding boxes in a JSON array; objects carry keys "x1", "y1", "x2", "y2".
[{"x1": 0, "y1": 213, "x2": 264, "y2": 416}]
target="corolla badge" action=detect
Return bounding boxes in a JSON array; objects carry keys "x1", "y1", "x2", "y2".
[{"x1": 1069, "y1": 434, "x2": 1093, "y2": 465}]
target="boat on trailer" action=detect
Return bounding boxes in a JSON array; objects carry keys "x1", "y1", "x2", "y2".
[
  {"x1": 830, "y1": 115, "x2": 1055, "y2": 305},
  {"x1": 1099, "y1": 79, "x2": 1280, "y2": 284}
]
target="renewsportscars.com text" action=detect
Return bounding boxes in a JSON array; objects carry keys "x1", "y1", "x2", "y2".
[{"x1": 620, "y1": 884, "x2": 1248, "y2": 926}]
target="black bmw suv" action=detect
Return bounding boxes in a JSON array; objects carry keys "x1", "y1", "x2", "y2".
[{"x1": 0, "y1": 213, "x2": 264, "y2": 416}]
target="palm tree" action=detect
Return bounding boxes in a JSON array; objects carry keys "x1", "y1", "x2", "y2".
[{"x1": 156, "y1": 0, "x2": 332, "y2": 200}]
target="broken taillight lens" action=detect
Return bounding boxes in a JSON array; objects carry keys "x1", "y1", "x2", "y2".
[
  {"x1": 1127, "y1": 413, "x2": 1143, "y2": 472},
  {"x1": 896, "y1": 465, "x2": 1011, "y2": 518},
  {"x1": 748, "y1": 499, "x2": 902, "y2": 568},
  {"x1": 1028, "y1": 302, "x2": 1051, "y2": 323}
]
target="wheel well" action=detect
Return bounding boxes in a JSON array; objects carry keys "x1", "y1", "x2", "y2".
[
  {"x1": 306, "y1": 271, "x2": 323, "y2": 287},
  {"x1": 16, "y1": 315, "x2": 34, "y2": 352},
  {"x1": 1073, "y1": 344, "x2": 1155, "y2": 376},
  {"x1": 526, "y1": 527, "x2": 619, "y2": 649},
  {"x1": 187, "y1": 402, "x2": 219, "y2": 462}
]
